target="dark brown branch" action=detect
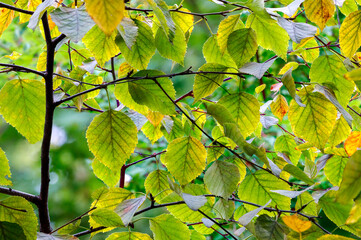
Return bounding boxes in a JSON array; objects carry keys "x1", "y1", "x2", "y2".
[
  {"x1": 125, "y1": 151, "x2": 166, "y2": 168},
  {"x1": 198, "y1": 210, "x2": 237, "y2": 240},
  {"x1": 0, "y1": 2, "x2": 33, "y2": 15},
  {"x1": 119, "y1": 165, "x2": 126, "y2": 188},
  {"x1": 38, "y1": 11, "x2": 55, "y2": 234},
  {"x1": 0, "y1": 63, "x2": 45, "y2": 77},
  {"x1": 0, "y1": 187, "x2": 39, "y2": 205}
]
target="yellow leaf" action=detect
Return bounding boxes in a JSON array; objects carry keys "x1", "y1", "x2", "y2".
[
  {"x1": 279, "y1": 62, "x2": 299, "y2": 75},
  {"x1": 118, "y1": 62, "x2": 136, "y2": 78},
  {"x1": 304, "y1": 0, "x2": 335, "y2": 30},
  {"x1": 255, "y1": 84, "x2": 266, "y2": 94},
  {"x1": 85, "y1": 0, "x2": 124, "y2": 35},
  {"x1": 282, "y1": 214, "x2": 312, "y2": 233},
  {"x1": 271, "y1": 94, "x2": 289, "y2": 121},
  {"x1": 36, "y1": 51, "x2": 47, "y2": 71},
  {"x1": 0, "y1": 8, "x2": 15, "y2": 37},
  {"x1": 318, "y1": 234, "x2": 357, "y2": 240},
  {"x1": 4, "y1": 51, "x2": 21, "y2": 60},
  {"x1": 340, "y1": 10, "x2": 361, "y2": 58},
  {"x1": 344, "y1": 131, "x2": 361, "y2": 156},
  {"x1": 147, "y1": 111, "x2": 164, "y2": 127}
]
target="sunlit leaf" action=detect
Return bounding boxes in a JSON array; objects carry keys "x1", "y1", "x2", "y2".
[
  {"x1": 162, "y1": 136, "x2": 206, "y2": 185},
  {"x1": 202, "y1": 35, "x2": 237, "y2": 68},
  {"x1": 149, "y1": 214, "x2": 190, "y2": 240},
  {"x1": 271, "y1": 94, "x2": 289, "y2": 121},
  {"x1": 86, "y1": 110, "x2": 138, "y2": 170},
  {"x1": 304, "y1": 0, "x2": 335, "y2": 30},
  {"x1": 340, "y1": 10, "x2": 361, "y2": 58},
  {"x1": 217, "y1": 14, "x2": 244, "y2": 54},
  {"x1": 106, "y1": 232, "x2": 152, "y2": 240},
  {"x1": 0, "y1": 147, "x2": 11, "y2": 186},
  {"x1": 84, "y1": 0, "x2": 124, "y2": 35},
  {"x1": 324, "y1": 155, "x2": 348, "y2": 186},
  {"x1": 0, "y1": 79, "x2": 45, "y2": 144},
  {"x1": 282, "y1": 214, "x2": 311, "y2": 233},
  {"x1": 227, "y1": 28, "x2": 257, "y2": 68},
  {"x1": 344, "y1": 131, "x2": 361, "y2": 156}
]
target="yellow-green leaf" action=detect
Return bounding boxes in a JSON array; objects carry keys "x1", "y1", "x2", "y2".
[
  {"x1": 318, "y1": 235, "x2": 356, "y2": 240},
  {"x1": 0, "y1": 147, "x2": 11, "y2": 186},
  {"x1": 328, "y1": 116, "x2": 351, "y2": 147},
  {"x1": 340, "y1": 10, "x2": 361, "y2": 58},
  {"x1": 84, "y1": 0, "x2": 124, "y2": 35},
  {"x1": 227, "y1": 28, "x2": 257, "y2": 68},
  {"x1": 202, "y1": 35, "x2": 237, "y2": 68},
  {"x1": 144, "y1": 170, "x2": 172, "y2": 203},
  {"x1": 289, "y1": 92, "x2": 337, "y2": 149},
  {"x1": 246, "y1": 13, "x2": 289, "y2": 59},
  {"x1": 116, "y1": 19, "x2": 155, "y2": 70},
  {"x1": 0, "y1": 79, "x2": 45, "y2": 144},
  {"x1": 238, "y1": 170, "x2": 291, "y2": 213},
  {"x1": 36, "y1": 51, "x2": 47, "y2": 71},
  {"x1": 86, "y1": 110, "x2": 138, "y2": 170},
  {"x1": 107, "y1": 232, "x2": 152, "y2": 240},
  {"x1": 274, "y1": 135, "x2": 301, "y2": 165},
  {"x1": 92, "y1": 158, "x2": 119, "y2": 187},
  {"x1": 337, "y1": 151, "x2": 361, "y2": 203},
  {"x1": 217, "y1": 14, "x2": 244, "y2": 54},
  {"x1": 193, "y1": 63, "x2": 229, "y2": 102},
  {"x1": 155, "y1": 24, "x2": 187, "y2": 65},
  {"x1": 114, "y1": 83, "x2": 148, "y2": 115},
  {"x1": 162, "y1": 136, "x2": 206, "y2": 185},
  {"x1": 204, "y1": 160, "x2": 240, "y2": 199},
  {"x1": 0, "y1": 196, "x2": 37, "y2": 240},
  {"x1": 218, "y1": 92, "x2": 260, "y2": 137},
  {"x1": 304, "y1": 0, "x2": 335, "y2": 30},
  {"x1": 128, "y1": 70, "x2": 176, "y2": 115},
  {"x1": 0, "y1": 8, "x2": 15, "y2": 37},
  {"x1": 325, "y1": 155, "x2": 348, "y2": 187},
  {"x1": 150, "y1": 214, "x2": 190, "y2": 240},
  {"x1": 310, "y1": 55, "x2": 354, "y2": 108},
  {"x1": 83, "y1": 25, "x2": 119, "y2": 67}
]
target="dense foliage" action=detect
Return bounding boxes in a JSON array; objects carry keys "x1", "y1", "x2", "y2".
[{"x1": 1, "y1": 0, "x2": 361, "y2": 239}]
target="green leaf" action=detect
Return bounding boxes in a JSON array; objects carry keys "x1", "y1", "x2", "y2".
[
  {"x1": 116, "y1": 19, "x2": 155, "y2": 69},
  {"x1": 128, "y1": 70, "x2": 176, "y2": 115},
  {"x1": 340, "y1": 10, "x2": 361, "y2": 58},
  {"x1": 292, "y1": 38, "x2": 319, "y2": 63},
  {"x1": 193, "y1": 63, "x2": 229, "y2": 102},
  {"x1": 162, "y1": 136, "x2": 206, "y2": 185},
  {"x1": 206, "y1": 103, "x2": 236, "y2": 126},
  {"x1": 281, "y1": 68, "x2": 297, "y2": 99},
  {"x1": 217, "y1": 14, "x2": 244, "y2": 54},
  {"x1": 115, "y1": 85, "x2": 148, "y2": 115},
  {"x1": 90, "y1": 208, "x2": 123, "y2": 227},
  {"x1": 310, "y1": 55, "x2": 354, "y2": 108},
  {"x1": 0, "y1": 79, "x2": 45, "y2": 144},
  {"x1": 106, "y1": 232, "x2": 152, "y2": 240},
  {"x1": 337, "y1": 151, "x2": 361, "y2": 203},
  {"x1": 0, "y1": 196, "x2": 37, "y2": 240},
  {"x1": 50, "y1": 5, "x2": 95, "y2": 42},
  {"x1": 324, "y1": 155, "x2": 348, "y2": 187},
  {"x1": 304, "y1": 0, "x2": 335, "y2": 30},
  {"x1": 204, "y1": 160, "x2": 240, "y2": 199},
  {"x1": 340, "y1": 0, "x2": 358, "y2": 16},
  {"x1": 274, "y1": 135, "x2": 301, "y2": 165},
  {"x1": 202, "y1": 35, "x2": 237, "y2": 68},
  {"x1": 141, "y1": 121, "x2": 163, "y2": 144},
  {"x1": 84, "y1": 0, "x2": 124, "y2": 35},
  {"x1": 318, "y1": 235, "x2": 356, "y2": 240},
  {"x1": 227, "y1": 28, "x2": 257, "y2": 68},
  {"x1": 255, "y1": 215, "x2": 286, "y2": 240},
  {"x1": 115, "y1": 196, "x2": 146, "y2": 226},
  {"x1": 190, "y1": 230, "x2": 206, "y2": 240},
  {"x1": 146, "y1": 0, "x2": 175, "y2": 41},
  {"x1": 149, "y1": 214, "x2": 190, "y2": 240},
  {"x1": 92, "y1": 158, "x2": 119, "y2": 187},
  {"x1": 283, "y1": 164, "x2": 315, "y2": 185},
  {"x1": 218, "y1": 92, "x2": 260, "y2": 137},
  {"x1": 246, "y1": 14, "x2": 289, "y2": 59},
  {"x1": 155, "y1": 24, "x2": 187, "y2": 65},
  {"x1": 171, "y1": 8, "x2": 194, "y2": 39},
  {"x1": 86, "y1": 110, "x2": 138, "y2": 170},
  {"x1": 213, "y1": 199, "x2": 235, "y2": 220},
  {"x1": 144, "y1": 170, "x2": 172, "y2": 203},
  {"x1": 328, "y1": 116, "x2": 351, "y2": 147},
  {"x1": 83, "y1": 25, "x2": 119, "y2": 66},
  {"x1": 319, "y1": 191, "x2": 361, "y2": 236},
  {"x1": 28, "y1": 0, "x2": 54, "y2": 30},
  {"x1": 238, "y1": 170, "x2": 291, "y2": 212},
  {"x1": 0, "y1": 221, "x2": 26, "y2": 240},
  {"x1": 206, "y1": 146, "x2": 224, "y2": 164},
  {"x1": 295, "y1": 192, "x2": 318, "y2": 216},
  {"x1": 0, "y1": 148, "x2": 11, "y2": 186},
  {"x1": 288, "y1": 92, "x2": 337, "y2": 149}
]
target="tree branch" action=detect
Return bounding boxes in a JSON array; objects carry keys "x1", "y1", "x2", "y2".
[
  {"x1": 0, "y1": 187, "x2": 39, "y2": 205},
  {"x1": 0, "y1": 2, "x2": 33, "y2": 15},
  {"x1": 0, "y1": 63, "x2": 45, "y2": 77}
]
